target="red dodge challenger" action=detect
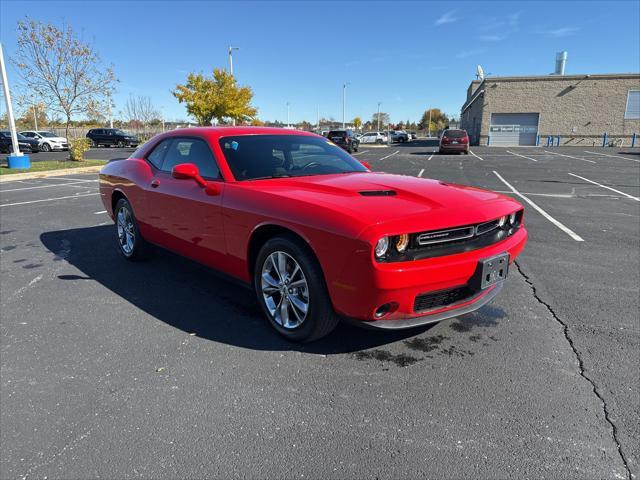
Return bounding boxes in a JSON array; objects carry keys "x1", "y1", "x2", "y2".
[{"x1": 99, "y1": 127, "x2": 527, "y2": 342}]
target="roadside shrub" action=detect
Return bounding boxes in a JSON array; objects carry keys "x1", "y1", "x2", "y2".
[{"x1": 68, "y1": 138, "x2": 91, "y2": 161}]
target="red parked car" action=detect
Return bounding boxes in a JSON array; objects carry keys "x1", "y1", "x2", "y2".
[
  {"x1": 439, "y1": 129, "x2": 470, "y2": 154},
  {"x1": 99, "y1": 127, "x2": 527, "y2": 342}
]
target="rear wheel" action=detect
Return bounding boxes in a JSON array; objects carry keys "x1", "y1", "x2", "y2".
[
  {"x1": 376, "y1": 139, "x2": 383, "y2": 144},
  {"x1": 254, "y1": 235, "x2": 339, "y2": 343},
  {"x1": 114, "y1": 198, "x2": 150, "y2": 261}
]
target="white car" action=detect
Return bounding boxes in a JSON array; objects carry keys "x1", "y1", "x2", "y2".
[
  {"x1": 359, "y1": 131, "x2": 388, "y2": 144},
  {"x1": 19, "y1": 131, "x2": 69, "y2": 152}
]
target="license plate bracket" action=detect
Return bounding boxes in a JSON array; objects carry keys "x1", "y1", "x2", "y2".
[{"x1": 471, "y1": 253, "x2": 509, "y2": 290}]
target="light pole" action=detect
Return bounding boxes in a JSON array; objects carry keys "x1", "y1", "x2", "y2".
[
  {"x1": 428, "y1": 107, "x2": 432, "y2": 138},
  {"x1": 342, "y1": 82, "x2": 350, "y2": 129},
  {"x1": 377, "y1": 101, "x2": 382, "y2": 131},
  {"x1": 32, "y1": 104, "x2": 38, "y2": 130},
  {"x1": 229, "y1": 46, "x2": 239, "y2": 126},
  {"x1": 0, "y1": 43, "x2": 23, "y2": 160},
  {"x1": 286, "y1": 102, "x2": 290, "y2": 128}
]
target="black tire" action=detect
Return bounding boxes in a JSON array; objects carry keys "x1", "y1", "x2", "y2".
[
  {"x1": 117, "y1": 140, "x2": 125, "y2": 148},
  {"x1": 41, "y1": 143, "x2": 51, "y2": 152},
  {"x1": 254, "y1": 235, "x2": 340, "y2": 343},
  {"x1": 113, "y1": 198, "x2": 151, "y2": 261},
  {"x1": 91, "y1": 140, "x2": 99, "y2": 148},
  {"x1": 347, "y1": 145, "x2": 353, "y2": 154},
  {"x1": 376, "y1": 139, "x2": 383, "y2": 144},
  {"x1": 464, "y1": 150, "x2": 469, "y2": 155}
]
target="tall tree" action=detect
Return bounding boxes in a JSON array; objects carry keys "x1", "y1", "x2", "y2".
[
  {"x1": 173, "y1": 69, "x2": 257, "y2": 125},
  {"x1": 124, "y1": 95, "x2": 160, "y2": 128},
  {"x1": 352, "y1": 116, "x2": 362, "y2": 130},
  {"x1": 13, "y1": 19, "x2": 117, "y2": 140},
  {"x1": 371, "y1": 112, "x2": 390, "y2": 129},
  {"x1": 418, "y1": 108, "x2": 448, "y2": 133}
]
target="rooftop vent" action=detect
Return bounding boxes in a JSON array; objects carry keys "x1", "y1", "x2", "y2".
[{"x1": 553, "y1": 51, "x2": 568, "y2": 75}]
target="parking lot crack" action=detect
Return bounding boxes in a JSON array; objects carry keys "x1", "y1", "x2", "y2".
[{"x1": 514, "y1": 261, "x2": 632, "y2": 480}]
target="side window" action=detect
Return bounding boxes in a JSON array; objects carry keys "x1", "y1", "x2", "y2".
[
  {"x1": 146, "y1": 139, "x2": 171, "y2": 169},
  {"x1": 161, "y1": 138, "x2": 220, "y2": 179}
]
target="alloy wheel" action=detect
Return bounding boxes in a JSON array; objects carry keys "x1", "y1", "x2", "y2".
[
  {"x1": 261, "y1": 251, "x2": 309, "y2": 329},
  {"x1": 116, "y1": 206, "x2": 135, "y2": 255}
]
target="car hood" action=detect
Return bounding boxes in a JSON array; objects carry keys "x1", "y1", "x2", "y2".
[{"x1": 250, "y1": 172, "x2": 522, "y2": 237}]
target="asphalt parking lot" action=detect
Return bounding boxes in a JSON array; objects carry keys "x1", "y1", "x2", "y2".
[
  {"x1": 1, "y1": 142, "x2": 638, "y2": 479},
  {"x1": 13, "y1": 146, "x2": 137, "y2": 163}
]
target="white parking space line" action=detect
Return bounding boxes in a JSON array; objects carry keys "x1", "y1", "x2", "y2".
[
  {"x1": 94, "y1": 210, "x2": 107, "y2": 214},
  {"x1": 543, "y1": 150, "x2": 596, "y2": 163},
  {"x1": 379, "y1": 150, "x2": 399, "y2": 161},
  {"x1": 469, "y1": 150, "x2": 484, "y2": 161},
  {"x1": 568, "y1": 173, "x2": 640, "y2": 202},
  {"x1": 427, "y1": 154, "x2": 434, "y2": 161},
  {"x1": 45, "y1": 176, "x2": 99, "y2": 182},
  {"x1": 418, "y1": 169, "x2": 425, "y2": 177},
  {"x1": 583, "y1": 150, "x2": 640, "y2": 163},
  {"x1": 506, "y1": 150, "x2": 538, "y2": 162},
  {"x1": 494, "y1": 190, "x2": 574, "y2": 198},
  {"x1": 0, "y1": 180, "x2": 97, "y2": 193},
  {"x1": 0, "y1": 193, "x2": 99, "y2": 208},
  {"x1": 493, "y1": 170, "x2": 584, "y2": 242},
  {"x1": 352, "y1": 150, "x2": 369, "y2": 156}
]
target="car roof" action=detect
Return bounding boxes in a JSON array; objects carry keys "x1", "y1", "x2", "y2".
[{"x1": 161, "y1": 126, "x2": 319, "y2": 140}]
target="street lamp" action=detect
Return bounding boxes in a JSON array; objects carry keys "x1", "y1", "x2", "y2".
[
  {"x1": 286, "y1": 102, "x2": 290, "y2": 128},
  {"x1": 377, "y1": 101, "x2": 382, "y2": 131},
  {"x1": 228, "y1": 46, "x2": 239, "y2": 76},
  {"x1": 342, "y1": 82, "x2": 350, "y2": 129}
]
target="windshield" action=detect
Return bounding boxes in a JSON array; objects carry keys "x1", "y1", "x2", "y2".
[
  {"x1": 38, "y1": 131, "x2": 57, "y2": 138},
  {"x1": 219, "y1": 134, "x2": 367, "y2": 181},
  {"x1": 114, "y1": 130, "x2": 128, "y2": 136}
]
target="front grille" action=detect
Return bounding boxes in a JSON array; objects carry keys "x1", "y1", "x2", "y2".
[
  {"x1": 416, "y1": 226, "x2": 474, "y2": 246},
  {"x1": 414, "y1": 286, "x2": 474, "y2": 312}
]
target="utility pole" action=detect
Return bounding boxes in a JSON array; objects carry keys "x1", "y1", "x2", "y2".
[
  {"x1": 428, "y1": 107, "x2": 432, "y2": 138},
  {"x1": 0, "y1": 43, "x2": 22, "y2": 159},
  {"x1": 342, "y1": 82, "x2": 349, "y2": 129},
  {"x1": 377, "y1": 101, "x2": 382, "y2": 131},
  {"x1": 33, "y1": 104, "x2": 38, "y2": 130},
  {"x1": 229, "y1": 46, "x2": 239, "y2": 126}
]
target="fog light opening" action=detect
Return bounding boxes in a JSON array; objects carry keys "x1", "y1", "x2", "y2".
[{"x1": 374, "y1": 302, "x2": 398, "y2": 319}]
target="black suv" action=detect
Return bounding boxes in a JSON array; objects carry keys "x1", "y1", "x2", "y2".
[
  {"x1": 327, "y1": 130, "x2": 359, "y2": 153},
  {"x1": 0, "y1": 131, "x2": 34, "y2": 154},
  {"x1": 86, "y1": 128, "x2": 139, "y2": 148}
]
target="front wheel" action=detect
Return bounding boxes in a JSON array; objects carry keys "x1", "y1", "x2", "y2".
[
  {"x1": 254, "y1": 236, "x2": 339, "y2": 343},
  {"x1": 114, "y1": 198, "x2": 150, "y2": 261},
  {"x1": 117, "y1": 141, "x2": 125, "y2": 148},
  {"x1": 41, "y1": 143, "x2": 51, "y2": 152}
]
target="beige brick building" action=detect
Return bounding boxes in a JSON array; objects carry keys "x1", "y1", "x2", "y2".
[{"x1": 460, "y1": 73, "x2": 640, "y2": 146}]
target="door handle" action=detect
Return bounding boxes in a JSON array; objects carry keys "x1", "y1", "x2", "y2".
[{"x1": 151, "y1": 179, "x2": 160, "y2": 188}]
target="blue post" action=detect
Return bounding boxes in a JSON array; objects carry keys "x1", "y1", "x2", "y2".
[
  {"x1": 556, "y1": 135, "x2": 561, "y2": 147},
  {"x1": 7, "y1": 154, "x2": 30, "y2": 169},
  {"x1": 487, "y1": 135, "x2": 491, "y2": 146},
  {"x1": 547, "y1": 135, "x2": 552, "y2": 147},
  {"x1": 602, "y1": 132, "x2": 608, "y2": 147},
  {"x1": 632, "y1": 133, "x2": 637, "y2": 148},
  {"x1": 536, "y1": 135, "x2": 540, "y2": 146}
]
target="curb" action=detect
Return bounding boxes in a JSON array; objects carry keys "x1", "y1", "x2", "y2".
[{"x1": 0, "y1": 165, "x2": 104, "y2": 183}]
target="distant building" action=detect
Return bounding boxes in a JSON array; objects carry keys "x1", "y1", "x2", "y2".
[{"x1": 460, "y1": 73, "x2": 640, "y2": 146}]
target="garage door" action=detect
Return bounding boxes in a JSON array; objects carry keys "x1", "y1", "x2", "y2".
[{"x1": 489, "y1": 113, "x2": 539, "y2": 146}]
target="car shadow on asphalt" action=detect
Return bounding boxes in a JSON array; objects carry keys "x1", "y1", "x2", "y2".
[{"x1": 41, "y1": 225, "x2": 433, "y2": 354}]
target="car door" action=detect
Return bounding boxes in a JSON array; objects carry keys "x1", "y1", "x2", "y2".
[{"x1": 144, "y1": 136, "x2": 226, "y2": 269}]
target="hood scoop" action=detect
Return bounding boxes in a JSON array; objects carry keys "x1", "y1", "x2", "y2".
[{"x1": 358, "y1": 190, "x2": 397, "y2": 197}]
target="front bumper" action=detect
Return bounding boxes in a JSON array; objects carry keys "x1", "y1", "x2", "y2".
[
  {"x1": 352, "y1": 281, "x2": 503, "y2": 330},
  {"x1": 328, "y1": 227, "x2": 527, "y2": 325}
]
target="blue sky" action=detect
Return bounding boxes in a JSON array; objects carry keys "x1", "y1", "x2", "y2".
[{"x1": 1, "y1": 0, "x2": 639, "y2": 124}]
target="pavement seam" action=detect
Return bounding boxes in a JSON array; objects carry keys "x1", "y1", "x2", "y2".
[{"x1": 514, "y1": 260, "x2": 632, "y2": 480}]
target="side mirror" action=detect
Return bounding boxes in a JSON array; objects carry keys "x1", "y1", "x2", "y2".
[
  {"x1": 172, "y1": 163, "x2": 207, "y2": 187},
  {"x1": 360, "y1": 161, "x2": 372, "y2": 170}
]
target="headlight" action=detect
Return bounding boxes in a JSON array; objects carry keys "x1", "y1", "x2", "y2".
[
  {"x1": 509, "y1": 212, "x2": 517, "y2": 225},
  {"x1": 395, "y1": 234, "x2": 409, "y2": 253},
  {"x1": 375, "y1": 237, "x2": 389, "y2": 258},
  {"x1": 497, "y1": 216, "x2": 507, "y2": 227}
]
